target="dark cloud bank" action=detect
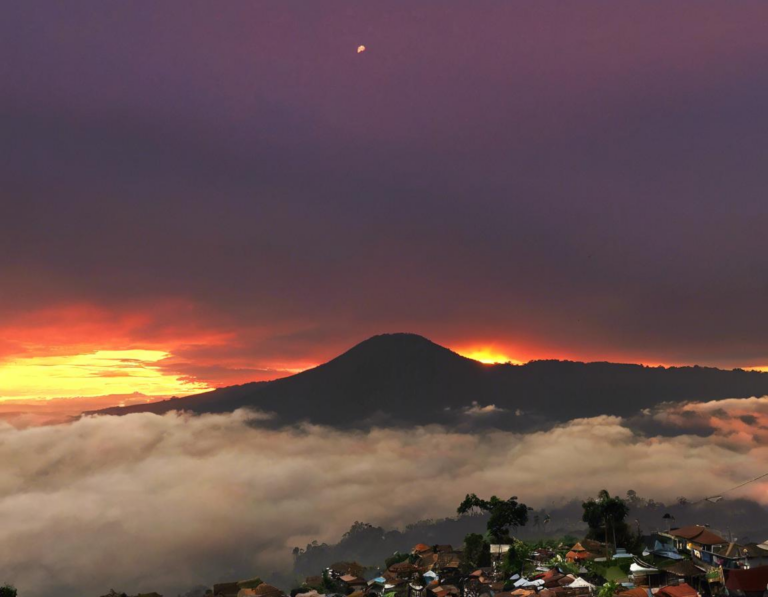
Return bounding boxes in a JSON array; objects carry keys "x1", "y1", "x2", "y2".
[{"x1": 2, "y1": 397, "x2": 768, "y2": 597}]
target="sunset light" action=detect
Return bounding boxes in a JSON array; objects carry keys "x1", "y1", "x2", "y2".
[
  {"x1": 455, "y1": 346, "x2": 523, "y2": 365},
  {"x1": 0, "y1": 349, "x2": 210, "y2": 400}
]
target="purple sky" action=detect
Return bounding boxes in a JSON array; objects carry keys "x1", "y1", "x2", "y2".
[{"x1": 3, "y1": 2, "x2": 768, "y2": 392}]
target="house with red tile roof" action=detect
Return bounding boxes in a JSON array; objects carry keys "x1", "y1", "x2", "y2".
[
  {"x1": 661, "y1": 525, "x2": 728, "y2": 565},
  {"x1": 655, "y1": 583, "x2": 698, "y2": 597}
]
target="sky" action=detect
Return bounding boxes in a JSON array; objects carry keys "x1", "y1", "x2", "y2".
[{"x1": 3, "y1": 2, "x2": 768, "y2": 402}]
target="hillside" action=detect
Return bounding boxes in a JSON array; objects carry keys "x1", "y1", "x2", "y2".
[{"x1": 91, "y1": 333, "x2": 768, "y2": 428}]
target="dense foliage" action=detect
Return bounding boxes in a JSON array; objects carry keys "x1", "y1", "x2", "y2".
[
  {"x1": 384, "y1": 552, "x2": 411, "y2": 569},
  {"x1": 457, "y1": 494, "x2": 530, "y2": 542},
  {"x1": 501, "y1": 539, "x2": 533, "y2": 575},
  {"x1": 461, "y1": 533, "x2": 491, "y2": 572},
  {"x1": 597, "y1": 580, "x2": 621, "y2": 597},
  {"x1": 581, "y1": 490, "x2": 640, "y2": 552}
]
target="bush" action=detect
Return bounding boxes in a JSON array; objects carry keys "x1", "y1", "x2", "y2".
[{"x1": 385, "y1": 552, "x2": 410, "y2": 569}]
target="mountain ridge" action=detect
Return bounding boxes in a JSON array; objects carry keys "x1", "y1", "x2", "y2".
[{"x1": 90, "y1": 333, "x2": 768, "y2": 429}]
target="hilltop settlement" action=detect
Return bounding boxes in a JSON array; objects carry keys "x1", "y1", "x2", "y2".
[{"x1": 26, "y1": 491, "x2": 763, "y2": 597}]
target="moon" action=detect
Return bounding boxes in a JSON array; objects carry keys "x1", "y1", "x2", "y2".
[{"x1": 357, "y1": 45, "x2": 366, "y2": 54}]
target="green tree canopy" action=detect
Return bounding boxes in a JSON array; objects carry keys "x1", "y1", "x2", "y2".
[
  {"x1": 582, "y1": 490, "x2": 638, "y2": 552},
  {"x1": 457, "y1": 494, "x2": 530, "y2": 542},
  {"x1": 502, "y1": 539, "x2": 533, "y2": 576},
  {"x1": 462, "y1": 533, "x2": 491, "y2": 573},
  {"x1": 384, "y1": 551, "x2": 411, "y2": 569},
  {"x1": 0, "y1": 586, "x2": 17, "y2": 597},
  {"x1": 597, "y1": 580, "x2": 620, "y2": 597}
]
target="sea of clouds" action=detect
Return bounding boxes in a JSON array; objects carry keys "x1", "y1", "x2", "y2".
[{"x1": 2, "y1": 398, "x2": 768, "y2": 597}]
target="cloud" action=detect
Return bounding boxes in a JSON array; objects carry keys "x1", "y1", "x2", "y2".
[
  {"x1": 2, "y1": 404, "x2": 768, "y2": 597},
  {"x1": 463, "y1": 401, "x2": 506, "y2": 416},
  {"x1": 0, "y1": 394, "x2": 167, "y2": 428},
  {"x1": 638, "y1": 396, "x2": 768, "y2": 448}
]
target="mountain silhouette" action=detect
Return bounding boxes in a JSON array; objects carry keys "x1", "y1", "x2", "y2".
[{"x1": 91, "y1": 333, "x2": 768, "y2": 429}]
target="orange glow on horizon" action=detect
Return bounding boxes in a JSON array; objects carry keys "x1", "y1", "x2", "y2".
[
  {"x1": 0, "y1": 349, "x2": 211, "y2": 401},
  {"x1": 454, "y1": 346, "x2": 524, "y2": 365},
  {"x1": 451, "y1": 342, "x2": 681, "y2": 368},
  {"x1": 0, "y1": 302, "x2": 236, "y2": 402},
  {"x1": 2, "y1": 300, "x2": 765, "y2": 404},
  {"x1": 0, "y1": 302, "x2": 320, "y2": 403}
]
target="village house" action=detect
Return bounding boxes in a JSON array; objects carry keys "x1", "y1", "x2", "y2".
[
  {"x1": 338, "y1": 574, "x2": 368, "y2": 593},
  {"x1": 619, "y1": 587, "x2": 652, "y2": 597},
  {"x1": 417, "y1": 549, "x2": 463, "y2": 579},
  {"x1": 412, "y1": 544, "x2": 434, "y2": 556},
  {"x1": 494, "y1": 589, "x2": 537, "y2": 597},
  {"x1": 655, "y1": 582, "x2": 698, "y2": 597},
  {"x1": 328, "y1": 562, "x2": 367, "y2": 579},
  {"x1": 630, "y1": 560, "x2": 663, "y2": 589},
  {"x1": 209, "y1": 522, "x2": 768, "y2": 597},
  {"x1": 366, "y1": 576, "x2": 388, "y2": 595},
  {"x1": 387, "y1": 561, "x2": 423, "y2": 580},
  {"x1": 661, "y1": 525, "x2": 729, "y2": 565},
  {"x1": 565, "y1": 543, "x2": 598, "y2": 564},
  {"x1": 532, "y1": 548, "x2": 557, "y2": 566},
  {"x1": 642, "y1": 533, "x2": 682, "y2": 561},
  {"x1": 709, "y1": 543, "x2": 768, "y2": 570},
  {"x1": 428, "y1": 583, "x2": 461, "y2": 597},
  {"x1": 659, "y1": 558, "x2": 707, "y2": 592},
  {"x1": 294, "y1": 590, "x2": 325, "y2": 597},
  {"x1": 536, "y1": 581, "x2": 592, "y2": 597},
  {"x1": 213, "y1": 576, "x2": 270, "y2": 597},
  {"x1": 467, "y1": 568, "x2": 494, "y2": 585},
  {"x1": 238, "y1": 585, "x2": 285, "y2": 597}
]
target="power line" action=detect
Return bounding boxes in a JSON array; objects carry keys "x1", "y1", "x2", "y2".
[{"x1": 692, "y1": 470, "x2": 768, "y2": 504}]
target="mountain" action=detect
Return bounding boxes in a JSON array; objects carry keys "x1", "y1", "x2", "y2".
[{"x1": 91, "y1": 333, "x2": 768, "y2": 429}]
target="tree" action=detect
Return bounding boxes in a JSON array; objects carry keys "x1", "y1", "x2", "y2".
[
  {"x1": 545, "y1": 555, "x2": 579, "y2": 576},
  {"x1": 462, "y1": 533, "x2": 491, "y2": 573},
  {"x1": 502, "y1": 539, "x2": 533, "y2": 576},
  {"x1": 321, "y1": 570, "x2": 340, "y2": 594},
  {"x1": 582, "y1": 490, "x2": 638, "y2": 553},
  {"x1": 598, "y1": 581, "x2": 620, "y2": 597},
  {"x1": 343, "y1": 521, "x2": 376, "y2": 538},
  {"x1": 385, "y1": 551, "x2": 410, "y2": 569},
  {"x1": 0, "y1": 586, "x2": 17, "y2": 597},
  {"x1": 457, "y1": 494, "x2": 530, "y2": 542},
  {"x1": 561, "y1": 534, "x2": 578, "y2": 547}
]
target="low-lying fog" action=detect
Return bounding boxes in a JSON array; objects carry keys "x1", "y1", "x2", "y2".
[{"x1": 2, "y1": 397, "x2": 768, "y2": 597}]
